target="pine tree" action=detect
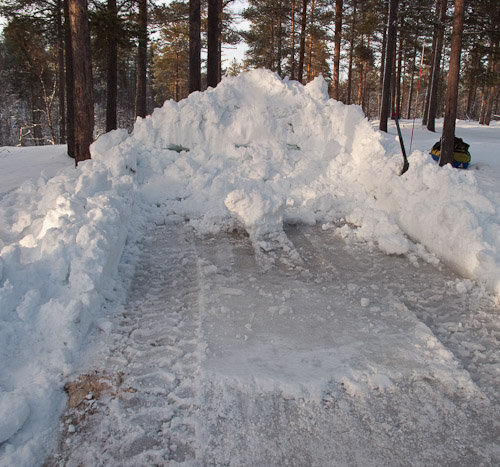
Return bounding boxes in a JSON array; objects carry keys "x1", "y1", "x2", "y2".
[
  {"x1": 68, "y1": 0, "x2": 94, "y2": 164},
  {"x1": 189, "y1": 0, "x2": 201, "y2": 92},
  {"x1": 379, "y1": 0, "x2": 397, "y2": 132},
  {"x1": 426, "y1": 0, "x2": 447, "y2": 132},
  {"x1": 440, "y1": 0, "x2": 466, "y2": 166},
  {"x1": 135, "y1": 0, "x2": 147, "y2": 118},
  {"x1": 332, "y1": 0, "x2": 343, "y2": 100},
  {"x1": 151, "y1": 1, "x2": 190, "y2": 102},
  {"x1": 207, "y1": 0, "x2": 219, "y2": 87}
]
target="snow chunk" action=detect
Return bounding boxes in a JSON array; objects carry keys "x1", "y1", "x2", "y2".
[{"x1": 225, "y1": 188, "x2": 285, "y2": 238}]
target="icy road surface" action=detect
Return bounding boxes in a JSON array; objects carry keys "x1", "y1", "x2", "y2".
[{"x1": 47, "y1": 219, "x2": 500, "y2": 466}]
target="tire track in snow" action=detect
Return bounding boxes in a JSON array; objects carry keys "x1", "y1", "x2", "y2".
[
  {"x1": 46, "y1": 221, "x2": 202, "y2": 466},
  {"x1": 46, "y1": 222, "x2": 500, "y2": 466},
  {"x1": 289, "y1": 225, "x2": 500, "y2": 405},
  {"x1": 193, "y1": 225, "x2": 500, "y2": 466}
]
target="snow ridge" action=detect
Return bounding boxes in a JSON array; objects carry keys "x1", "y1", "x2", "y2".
[{"x1": 47, "y1": 221, "x2": 203, "y2": 465}]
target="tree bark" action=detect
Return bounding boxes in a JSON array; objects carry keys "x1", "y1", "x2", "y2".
[
  {"x1": 306, "y1": 0, "x2": 315, "y2": 82},
  {"x1": 332, "y1": 0, "x2": 343, "y2": 100},
  {"x1": 395, "y1": 32, "x2": 403, "y2": 118},
  {"x1": 218, "y1": 0, "x2": 223, "y2": 82},
  {"x1": 378, "y1": 0, "x2": 388, "y2": 116},
  {"x1": 357, "y1": 36, "x2": 364, "y2": 107},
  {"x1": 68, "y1": 0, "x2": 93, "y2": 165},
  {"x1": 277, "y1": 4, "x2": 283, "y2": 77},
  {"x1": 64, "y1": 0, "x2": 75, "y2": 158},
  {"x1": 189, "y1": 0, "x2": 201, "y2": 92},
  {"x1": 422, "y1": 0, "x2": 439, "y2": 127},
  {"x1": 106, "y1": 0, "x2": 118, "y2": 131},
  {"x1": 380, "y1": 0, "x2": 398, "y2": 132},
  {"x1": 391, "y1": 37, "x2": 397, "y2": 117},
  {"x1": 347, "y1": 0, "x2": 357, "y2": 105},
  {"x1": 207, "y1": 0, "x2": 219, "y2": 88},
  {"x1": 406, "y1": 43, "x2": 417, "y2": 119},
  {"x1": 57, "y1": 0, "x2": 66, "y2": 143},
  {"x1": 135, "y1": 0, "x2": 147, "y2": 118},
  {"x1": 297, "y1": 0, "x2": 308, "y2": 84},
  {"x1": 466, "y1": 47, "x2": 480, "y2": 119},
  {"x1": 290, "y1": 0, "x2": 296, "y2": 80},
  {"x1": 440, "y1": 0, "x2": 466, "y2": 167},
  {"x1": 427, "y1": 0, "x2": 447, "y2": 132},
  {"x1": 485, "y1": 42, "x2": 499, "y2": 125},
  {"x1": 479, "y1": 49, "x2": 492, "y2": 125}
]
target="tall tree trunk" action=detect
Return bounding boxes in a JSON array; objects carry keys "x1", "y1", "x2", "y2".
[
  {"x1": 189, "y1": 0, "x2": 201, "y2": 92},
  {"x1": 68, "y1": 0, "x2": 94, "y2": 165},
  {"x1": 395, "y1": 32, "x2": 403, "y2": 117},
  {"x1": 347, "y1": 0, "x2": 357, "y2": 105},
  {"x1": 135, "y1": 0, "x2": 147, "y2": 118},
  {"x1": 64, "y1": 0, "x2": 75, "y2": 158},
  {"x1": 484, "y1": 53, "x2": 498, "y2": 125},
  {"x1": 422, "y1": 0, "x2": 440, "y2": 126},
  {"x1": 379, "y1": 0, "x2": 398, "y2": 132},
  {"x1": 269, "y1": 17, "x2": 275, "y2": 70},
  {"x1": 378, "y1": 0, "x2": 388, "y2": 116},
  {"x1": 290, "y1": 0, "x2": 296, "y2": 80},
  {"x1": 357, "y1": 35, "x2": 364, "y2": 106},
  {"x1": 406, "y1": 43, "x2": 417, "y2": 119},
  {"x1": 466, "y1": 47, "x2": 480, "y2": 119},
  {"x1": 106, "y1": 0, "x2": 118, "y2": 131},
  {"x1": 440, "y1": 0, "x2": 466, "y2": 167},
  {"x1": 479, "y1": 50, "x2": 492, "y2": 125},
  {"x1": 218, "y1": 0, "x2": 222, "y2": 82},
  {"x1": 175, "y1": 52, "x2": 180, "y2": 102},
  {"x1": 332, "y1": 0, "x2": 343, "y2": 100},
  {"x1": 494, "y1": 86, "x2": 500, "y2": 116},
  {"x1": 207, "y1": 0, "x2": 219, "y2": 88},
  {"x1": 306, "y1": 0, "x2": 315, "y2": 82},
  {"x1": 484, "y1": 42, "x2": 499, "y2": 126},
  {"x1": 297, "y1": 0, "x2": 308, "y2": 84},
  {"x1": 363, "y1": 36, "x2": 370, "y2": 114},
  {"x1": 391, "y1": 38, "x2": 397, "y2": 117},
  {"x1": 427, "y1": 0, "x2": 447, "y2": 132},
  {"x1": 56, "y1": 0, "x2": 66, "y2": 143},
  {"x1": 277, "y1": 4, "x2": 283, "y2": 77}
]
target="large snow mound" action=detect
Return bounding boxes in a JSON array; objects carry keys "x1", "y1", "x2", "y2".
[
  {"x1": 130, "y1": 70, "x2": 403, "y2": 242},
  {"x1": 127, "y1": 69, "x2": 500, "y2": 296}
]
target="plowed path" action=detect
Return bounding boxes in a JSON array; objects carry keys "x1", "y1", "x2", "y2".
[{"x1": 46, "y1": 219, "x2": 500, "y2": 466}]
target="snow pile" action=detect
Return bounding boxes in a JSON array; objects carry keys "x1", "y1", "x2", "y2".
[
  {"x1": 130, "y1": 69, "x2": 500, "y2": 294},
  {"x1": 1, "y1": 68, "x2": 500, "y2": 465},
  {"x1": 133, "y1": 70, "x2": 404, "y2": 246},
  {"x1": 0, "y1": 130, "x2": 136, "y2": 465},
  {"x1": 380, "y1": 153, "x2": 500, "y2": 294}
]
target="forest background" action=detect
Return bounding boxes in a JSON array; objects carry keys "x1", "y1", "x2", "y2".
[{"x1": 0, "y1": 0, "x2": 499, "y2": 151}]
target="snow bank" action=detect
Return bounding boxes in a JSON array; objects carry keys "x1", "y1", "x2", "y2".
[
  {"x1": 377, "y1": 152, "x2": 500, "y2": 295},
  {"x1": 2, "y1": 68, "x2": 500, "y2": 466},
  {"x1": 0, "y1": 130, "x2": 136, "y2": 465}
]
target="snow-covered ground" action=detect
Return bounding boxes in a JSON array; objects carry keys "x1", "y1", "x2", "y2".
[
  {"x1": 0, "y1": 145, "x2": 73, "y2": 199},
  {"x1": 1, "y1": 70, "x2": 499, "y2": 466}
]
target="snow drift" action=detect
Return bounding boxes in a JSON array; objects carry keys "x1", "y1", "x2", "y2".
[{"x1": 1, "y1": 69, "x2": 500, "y2": 466}]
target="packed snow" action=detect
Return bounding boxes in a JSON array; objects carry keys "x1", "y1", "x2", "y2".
[{"x1": 0, "y1": 69, "x2": 499, "y2": 466}]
